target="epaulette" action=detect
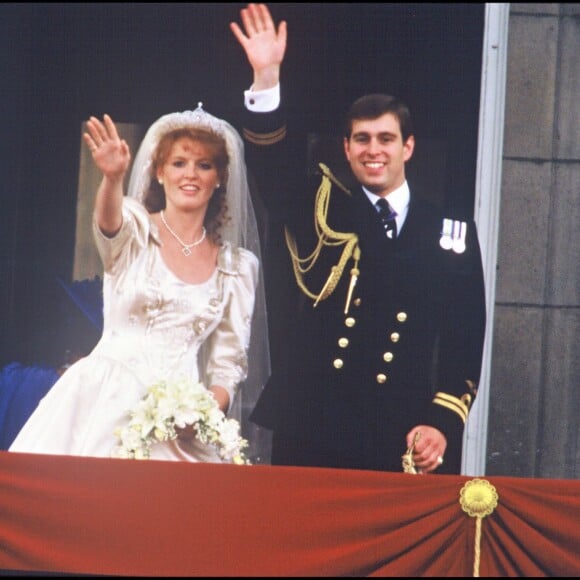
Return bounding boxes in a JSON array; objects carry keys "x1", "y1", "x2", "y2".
[{"x1": 440, "y1": 218, "x2": 467, "y2": 254}]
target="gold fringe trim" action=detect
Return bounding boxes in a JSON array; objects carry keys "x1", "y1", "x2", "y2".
[
  {"x1": 433, "y1": 392, "x2": 469, "y2": 423},
  {"x1": 460, "y1": 479, "x2": 499, "y2": 577},
  {"x1": 285, "y1": 163, "x2": 360, "y2": 313},
  {"x1": 243, "y1": 125, "x2": 287, "y2": 145}
]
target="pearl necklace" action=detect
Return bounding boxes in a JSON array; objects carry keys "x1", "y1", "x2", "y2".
[{"x1": 160, "y1": 210, "x2": 206, "y2": 256}]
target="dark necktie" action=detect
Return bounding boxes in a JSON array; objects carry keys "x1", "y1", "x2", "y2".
[{"x1": 376, "y1": 198, "x2": 398, "y2": 239}]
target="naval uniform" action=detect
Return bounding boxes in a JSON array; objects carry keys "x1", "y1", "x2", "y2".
[{"x1": 241, "y1": 90, "x2": 486, "y2": 474}]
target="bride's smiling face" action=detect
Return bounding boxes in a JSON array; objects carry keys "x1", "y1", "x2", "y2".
[{"x1": 157, "y1": 137, "x2": 221, "y2": 213}]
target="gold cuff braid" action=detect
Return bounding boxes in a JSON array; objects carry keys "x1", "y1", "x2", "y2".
[
  {"x1": 432, "y1": 391, "x2": 470, "y2": 423},
  {"x1": 243, "y1": 125, "x2": 287, "y2": 145}
]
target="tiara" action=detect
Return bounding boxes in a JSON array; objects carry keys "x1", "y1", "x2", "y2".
[{"x1": 151, "y1": 102, "x2": 226, "y2": 139}]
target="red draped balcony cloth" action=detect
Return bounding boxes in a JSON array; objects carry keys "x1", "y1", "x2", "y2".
[{"x1": 0, "y1": 451, "x2": 578, "y2": 576}]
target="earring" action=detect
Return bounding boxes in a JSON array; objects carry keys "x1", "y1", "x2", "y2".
[
  {"x1": 158, "y1": 179, "x2": 163, "y2": 185},
  {"x1": 216, "y1": 183, "x2": 221, "y2": 189}
]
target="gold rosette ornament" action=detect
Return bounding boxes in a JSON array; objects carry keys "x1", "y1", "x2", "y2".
[{"x1": 460, "y1": 478, "x2": 499, "y2": 577}]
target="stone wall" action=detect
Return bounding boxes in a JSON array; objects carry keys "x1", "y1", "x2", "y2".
[{"x1": 487, "y1": 4, "x2": 580, "y2": 478}]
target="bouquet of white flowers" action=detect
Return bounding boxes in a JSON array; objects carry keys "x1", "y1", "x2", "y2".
[{"x1": 111, "y1": 377, "x2": 250, "y2": 464}]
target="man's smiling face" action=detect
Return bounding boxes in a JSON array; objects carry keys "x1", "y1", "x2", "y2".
[{"x1": 344, "y1": 112, "x2": 415, "y2": 197}]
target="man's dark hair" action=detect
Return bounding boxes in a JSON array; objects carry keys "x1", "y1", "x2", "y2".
[{"x1": 344, "y1": 93, "x2": 414, "y2": 142}]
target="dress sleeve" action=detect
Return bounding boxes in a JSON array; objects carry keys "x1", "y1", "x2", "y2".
[
  {"x1": 92, "y1": 197, "x2": 154, "y2": 275},
  {"x1": 204, "y1": 246, "x2": 259, "y2": 411}
]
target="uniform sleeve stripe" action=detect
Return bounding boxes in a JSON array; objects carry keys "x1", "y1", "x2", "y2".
[
  {"x1": 243, "y1": 125, "x2": 287, "y2": 145},
  {"x1": 433, "y1": 392, "x2": 469, "y2": 423}
]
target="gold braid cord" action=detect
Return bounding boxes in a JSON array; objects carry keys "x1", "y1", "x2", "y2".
[
  {"x1": 459, "y1": 478, "x2": 499, "y2": 577},
  {"x1": 285, "y1": 163, "x2": 361, "y2": 314},
  {"x1": 401, "y1": 432, "x2": 422, "y2": 474}
]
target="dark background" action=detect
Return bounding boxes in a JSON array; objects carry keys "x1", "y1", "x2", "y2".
[{"x1": 0, "y1": 3, "x2": 484, "y2": 368}]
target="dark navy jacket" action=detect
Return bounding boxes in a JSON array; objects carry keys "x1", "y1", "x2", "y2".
[{"x1": 241, "y1": 104, "x2": 486, "y2": 474}]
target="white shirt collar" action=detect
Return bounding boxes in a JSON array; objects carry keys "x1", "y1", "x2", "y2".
[
  {"x1": 363, "y1": 181, "x2": 410, "y2": 215},
  {"x1": 363, "y1": 182, "x2": 410, "y2": 237}
]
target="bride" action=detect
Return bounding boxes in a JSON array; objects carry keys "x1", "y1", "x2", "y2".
[{"x1": 9, "y1": 104, "x2": 270, "y2": 464}]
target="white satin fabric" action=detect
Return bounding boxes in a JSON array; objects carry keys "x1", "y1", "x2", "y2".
[{"x1": 10, "y1": 198, "x2": 258, "y2": 462}]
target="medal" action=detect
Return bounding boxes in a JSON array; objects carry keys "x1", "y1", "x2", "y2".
[{"x1": 440, "y1": 218, "x2": 467, "y2": 254}]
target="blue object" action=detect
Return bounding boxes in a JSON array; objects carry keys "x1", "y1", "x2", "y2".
[
  {"x1": 0, "y1": 278, "x2": 103, "y2": 449},
  {"x1": 56, "y1": 276, "x2": 104, "y2": 332},
  {"x1": 0, "y1": 362, "x2": 59, "y2": 449}
]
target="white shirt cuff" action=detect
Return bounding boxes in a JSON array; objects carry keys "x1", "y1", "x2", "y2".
[{"x1": 244, "y1": 84, "x2": 280, "y2": 112}]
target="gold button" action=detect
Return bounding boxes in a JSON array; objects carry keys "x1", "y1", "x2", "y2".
[
  {"x1": 390, "y1": 332, "x2": 400, "y2": 343},
  {"x1": 397, "y1": 312, "x2": 407, "y2": 322},
  {"x1": 376, "y1": 373, "x2": 387, "y2": 384},
  {"x1": 354, "y1": 298, "x2": 362, "y2": 307},
  {"x1": 338, "y1": 337, "x2": 349, "y2": 348},
  {"x1": 345, "y1": 317, "x2": 356, "y2": 328},
  {"x1": 333, "y1": 359, "x2": 344, "y2": 369},
  {"x1": 383, "y1": 352, "x2": 394, "y2": 362}
]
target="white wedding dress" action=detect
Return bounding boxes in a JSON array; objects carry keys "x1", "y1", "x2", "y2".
[{"x1": 10, "y1": 198, "x2": 258, "y2": 462}]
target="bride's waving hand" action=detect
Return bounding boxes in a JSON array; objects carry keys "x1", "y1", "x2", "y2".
[{"x1": 84, "y1": 114, "x2": 131, "y2": 237}]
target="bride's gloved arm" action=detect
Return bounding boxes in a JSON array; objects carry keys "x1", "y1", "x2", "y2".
[{"x1": 204, "y1": 248, "x2": 259, "y2": 416}]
